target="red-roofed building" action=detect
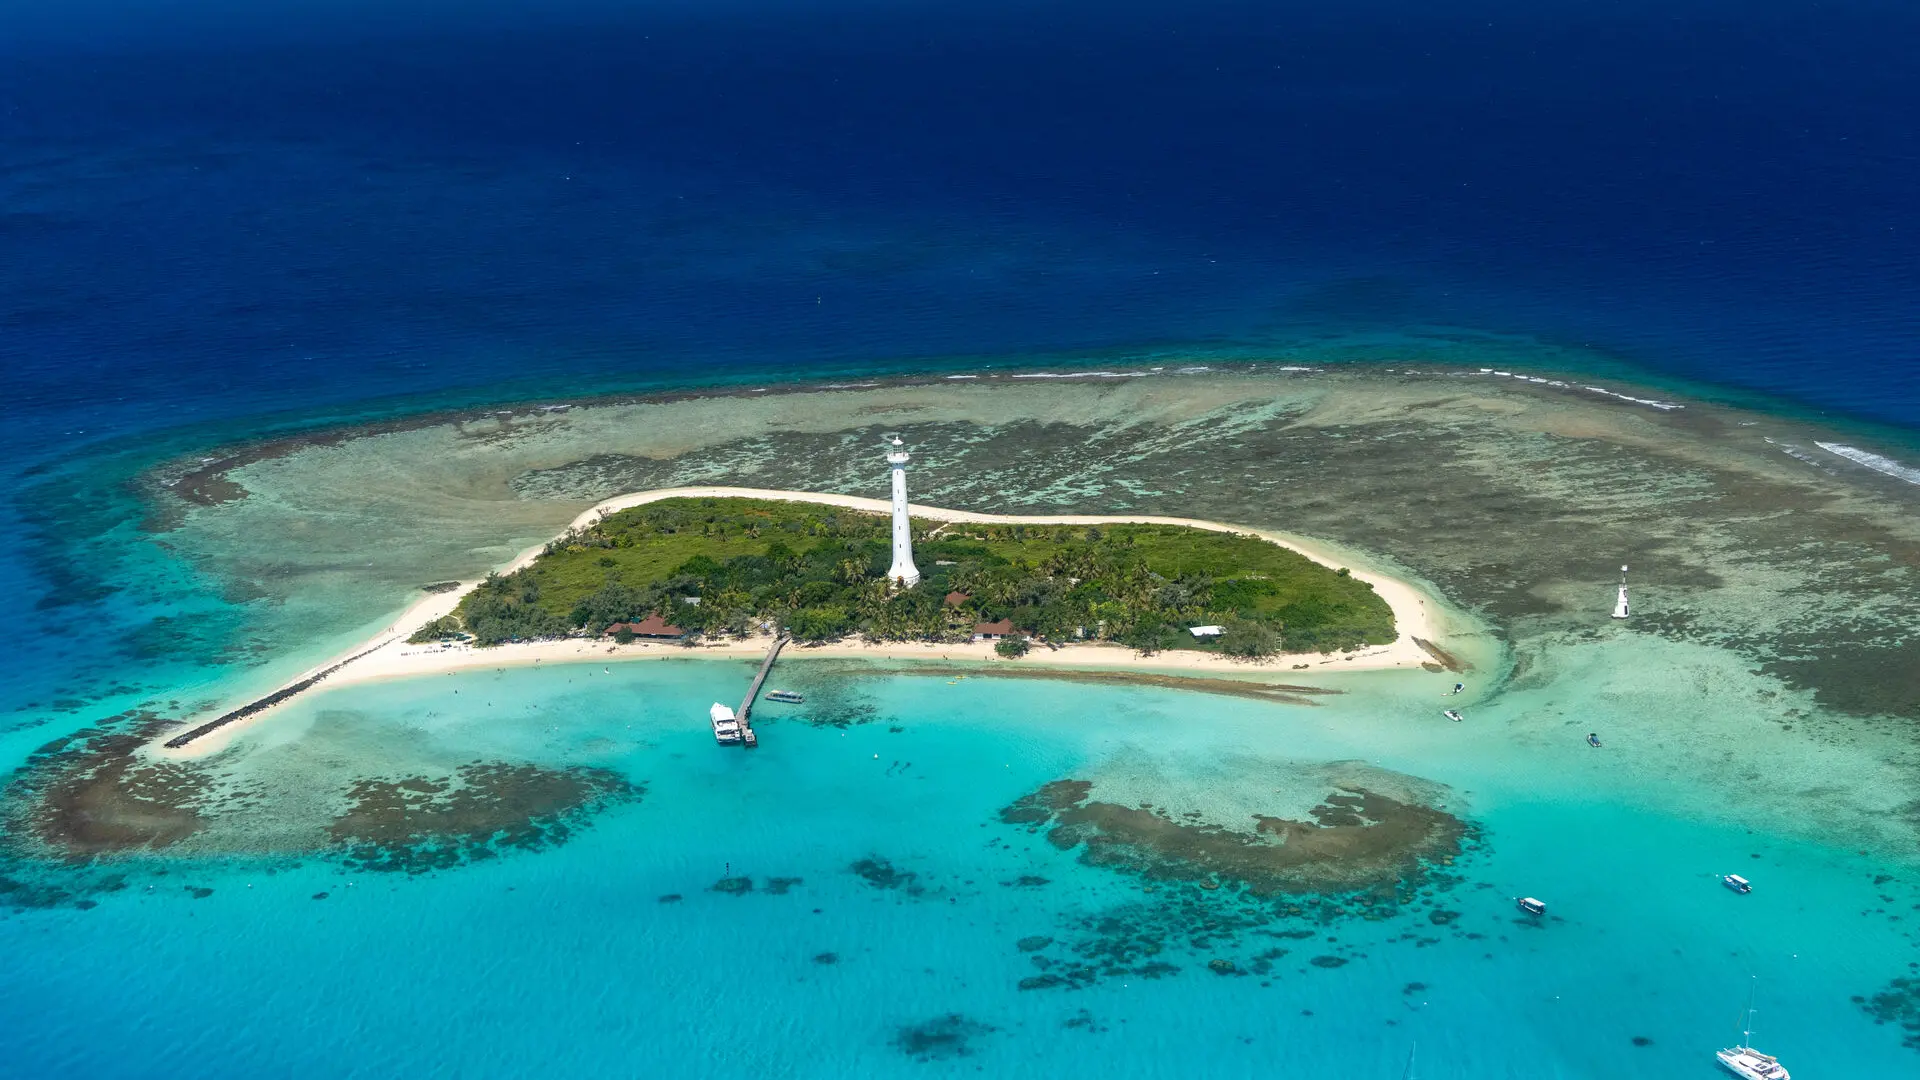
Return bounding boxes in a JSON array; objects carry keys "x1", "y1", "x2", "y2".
[
  {"x1": 605, "y1": 613, "x2": 686, "y2": 638},
  {"x1": 972, "y1": 619, "x2": 1016, "y2": 641},
  {"x1": 944, "y1": 590, "x2": 971, "y2": 607}
]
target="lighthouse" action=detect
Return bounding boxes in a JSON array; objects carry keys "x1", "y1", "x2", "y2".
[{"x1": 885, "y1": 437, "x2": 921, "y2": 588}]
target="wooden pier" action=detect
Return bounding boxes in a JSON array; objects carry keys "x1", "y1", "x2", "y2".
[{"x1": 735, "y1": 634, "x2": 788, "y2": 748}]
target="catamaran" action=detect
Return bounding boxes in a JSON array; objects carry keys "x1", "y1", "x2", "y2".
[{"x1": 1717, "y1": 980, "x2": 1790, "y2": 1079}]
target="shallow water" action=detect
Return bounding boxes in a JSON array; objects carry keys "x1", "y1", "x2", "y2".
[
  {"x1": 6, "y1": 660, "x2": 1916, "y2": 1077},
  {"x1": 6, "y1": 365, "x2": 1920, "y2": 1076}
]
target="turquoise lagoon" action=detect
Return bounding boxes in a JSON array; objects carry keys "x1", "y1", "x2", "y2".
[{"x1": 5, "y1": 650, "x2": 1914, "y2": 1078}]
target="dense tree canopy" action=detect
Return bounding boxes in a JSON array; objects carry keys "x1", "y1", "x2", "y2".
[{"x1": 448, "y1": 498, "x2": 1395, "y2": 654}]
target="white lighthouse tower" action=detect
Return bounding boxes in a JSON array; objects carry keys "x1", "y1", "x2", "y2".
[{"x1": 885, "y1": 437, "x2": 921, "y2": 588}]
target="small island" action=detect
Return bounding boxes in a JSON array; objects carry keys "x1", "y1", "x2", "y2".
[
  {"x1": 153, "y1": 438, "x2": 1450, "y2": 758},
  {"x1": 421, "y1": 496, "x2": 1395, "y2": 658}
]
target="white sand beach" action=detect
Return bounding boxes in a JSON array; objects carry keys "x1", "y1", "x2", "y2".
[{"x1": 151, "y1": 487, "x2": 1454, "y2": 758}]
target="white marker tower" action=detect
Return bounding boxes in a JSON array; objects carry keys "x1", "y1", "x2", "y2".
[
  {"x1": 885, "y1": 437, "x2": 921, "y2": 588},
  {"x1": 1611, "y1": 564, "x2": 1630, "y2": 620}
]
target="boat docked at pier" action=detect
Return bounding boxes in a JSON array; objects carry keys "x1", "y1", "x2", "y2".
[{"x1": 710, "y1": 702, "x2": 743, "y2": 745}]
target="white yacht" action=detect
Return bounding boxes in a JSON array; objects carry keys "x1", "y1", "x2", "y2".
[
  {"x1": 710, "y1": 702, "x2": 743, "y2": 745},
  {"x1": 1718, "y1": 1045, "x2": 1789, "y2": 1079},
  {"x1": 1717, "y1": 982, "x2": 1790, "y2": 1079}
]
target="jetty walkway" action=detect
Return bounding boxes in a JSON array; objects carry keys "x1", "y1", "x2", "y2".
[{"x1": 734, "y1": 634, "x2": 788, "y2": 748}]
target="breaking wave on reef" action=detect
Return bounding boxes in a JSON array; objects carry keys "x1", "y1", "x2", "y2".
[{"x1": 1816, "y1": 442, "x2": 1920, "y2": 485}]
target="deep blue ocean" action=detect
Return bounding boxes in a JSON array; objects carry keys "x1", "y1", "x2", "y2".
[
  {"x1": 4, "y1": 0, "x2": 1910, "y2": 707},
  {"x1": 3, "y1": 3, "x2": 1919, "y2": 1075}
]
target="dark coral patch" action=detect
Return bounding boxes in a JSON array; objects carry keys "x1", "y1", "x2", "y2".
[
  {"x1": 1859, "y1": 976, "x2": 1920, "y2": 1052},
  {"x1": 4, "y1": 712, "x2": 211, "y2": 858},
  {"x1": 325, "y1": 762, "x2": 639, "y2": 874},
  {"x1": 849, "y1": 856, "x2": 920, "y2": 892},
  {"x1": 1062, "y1": 1008, "x2": 1104, "y2": 1032},
  {"x1": 711, "y1": 877, "x2": 754, "y2": 895},
  {"x1": 764, "y1": 876, "x2": 803, "y2": 895},
  {"x1": 999, "y1": 777, "x2": 1465, "y2": 895},
  {"x1": 894, "y1": 1014, "x2": 996, "y2": 1060}
]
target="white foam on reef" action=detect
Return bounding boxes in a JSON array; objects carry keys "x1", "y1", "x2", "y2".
[
  {"x1": 1463, "y1": 368, "x2": 1680, "y2": 409},
  {"x1": 1009, "y1": 370, "x2": 1155, "y2": 379},
  {"x1": 1816, "y1": 442, "x2": 1920, "y2": 485},
  {"x1": 1462, "y1": 369, "x2": 1569, "y2": 389},
  {"x1": 944, "y1": 374, "x2": 980, "y2": 380},
  {"x1": 1581, "y1": 385, "x2": 1683, "y2": 410},
  {"x1": 1764, "y1": 438, "x2": 1838, "y2": 475}
]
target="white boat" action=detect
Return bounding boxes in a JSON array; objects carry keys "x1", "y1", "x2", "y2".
[
  {"x1": 1442, "y1": 709, "x2": 1464, "y2": 722},
  {"x1": 1718, "y1": 1046, "x2": 1788, "y2": 1080},
  {"x1": 1611, "y1": 564, "x2": 1631, "y2": 619},
  {"x1": 1515, "y1": 896, "x2": 1546, "y2": 916},
  {"x1": 1723, "y1": 874, "x2": 1752, "y2": 894},
  {"x1": 765, "y1": 690, "x2": 804, "y2": 704},
  {"x1": 710, "y1": 702, "x2": 743, "y2": 745},
  {"x1": 1717, "y1": 980, "x2": 1790, "y2": 1079}
]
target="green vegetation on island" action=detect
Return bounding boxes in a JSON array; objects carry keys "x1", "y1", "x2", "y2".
[{"x1": 434, "y1": 497, "x2": 1395, "y2": 656}]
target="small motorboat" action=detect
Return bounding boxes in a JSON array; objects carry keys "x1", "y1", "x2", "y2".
[
  {"x1": 765, "y1": 690, "x2": 804, "y2": 704},
  {"x1": 1451, "y1": 682, "x2": 1465, "y2": 695},
  {"x1": 1723, "y1": 874, "x2": 1753, "y2": 894},
  {"x1": 1587, "y1": 732, "x2": 1603, "y2": 748},
  {"x1": 710, "y1": 702, "x2": 743, "y2": 745},
  {"x1": 1515, "y1": 896, "x2": 1547, "y2": 916},
  {"x1": 1442, "y1": 709, "x2": 1464, "y2": 723}
]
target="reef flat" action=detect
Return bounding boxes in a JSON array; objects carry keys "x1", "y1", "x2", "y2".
[{"x1": 103, "y1": 366, "x2": 1917, "y2": 808}]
